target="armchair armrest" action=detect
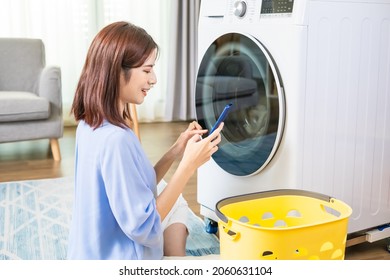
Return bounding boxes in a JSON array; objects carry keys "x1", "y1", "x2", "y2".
[{"x1": 38, "y1": 66, "x2": 62, "y2": 116}]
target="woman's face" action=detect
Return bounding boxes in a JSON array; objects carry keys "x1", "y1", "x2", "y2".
[{"x1": 119, "y1": 48, "x2": 157, "y2": 109}]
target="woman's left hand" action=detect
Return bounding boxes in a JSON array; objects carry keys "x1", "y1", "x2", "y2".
[{"x1": 171, "y1": 121, "x2": 207, "y2": 159}]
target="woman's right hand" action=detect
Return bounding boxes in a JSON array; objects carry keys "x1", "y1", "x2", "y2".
[
  {"x1": 156, "y1": 123, "x2": 223, "y2": 220},
  {"x1": 179, "y1": 122, "x2": 224, "y2": 173}
]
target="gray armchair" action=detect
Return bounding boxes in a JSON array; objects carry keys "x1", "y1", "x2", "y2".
[{"x1": 0, "y1": 38, "x2": 63, "y2": 160}]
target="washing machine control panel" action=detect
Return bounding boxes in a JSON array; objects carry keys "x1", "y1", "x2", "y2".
[
  {"x1": 260, "y1": 0, "x2": 294, "y2": 15},
  {"x1": 229, "y1": 0, "x2": 294, "y2": 21}
]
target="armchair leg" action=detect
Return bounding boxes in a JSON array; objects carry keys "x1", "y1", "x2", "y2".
[{"x1": 50, "y1": 138, "x2": 61, "y2": 161}]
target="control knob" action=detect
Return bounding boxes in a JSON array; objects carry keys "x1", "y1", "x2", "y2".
[{"x1": 233, "y1": 1, "x2": 247, "y2": 18}]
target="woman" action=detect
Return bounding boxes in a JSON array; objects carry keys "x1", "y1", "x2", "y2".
[{"x1": 67, "y1": 21, "x2": 223, "y2": 260}]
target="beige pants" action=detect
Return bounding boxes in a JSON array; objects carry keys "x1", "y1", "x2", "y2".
[{"x1": 157, "y1": 180, "x2": 189, "y2": 230}]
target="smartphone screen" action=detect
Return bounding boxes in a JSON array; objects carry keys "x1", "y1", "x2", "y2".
[{"x1": 209, "y1": 103, "x2": 233, "y2": 134}]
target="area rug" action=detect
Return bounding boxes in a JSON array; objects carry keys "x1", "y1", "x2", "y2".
[{"x1": 0, "y1": 176, "x2": 220, "y2": 260}]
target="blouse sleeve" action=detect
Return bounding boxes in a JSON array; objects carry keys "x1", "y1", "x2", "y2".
[{"x1": 100, "y1": 129, "x2": 162, "y2": 248}]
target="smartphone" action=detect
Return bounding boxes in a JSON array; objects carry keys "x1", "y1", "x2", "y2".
[{"x1": 209, "y1": 103, "x2": 233, "y2": 134}]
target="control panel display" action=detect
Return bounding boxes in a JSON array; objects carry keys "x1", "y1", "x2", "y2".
[{"x1": 261, "y1": 0, "x2": 294, "y2": 14}]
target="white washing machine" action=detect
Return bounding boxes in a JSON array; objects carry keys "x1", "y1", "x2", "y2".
[{"x1": 196, "y1": 0, "x2": 390, "y2": 239}]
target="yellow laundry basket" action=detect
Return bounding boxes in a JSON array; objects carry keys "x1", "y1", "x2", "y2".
[{"x1": 216, "y1": 189, "x2": 352, "y2": 260}]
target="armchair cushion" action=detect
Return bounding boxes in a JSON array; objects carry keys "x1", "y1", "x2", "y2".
[
  {"x1": 0, "y1": 91, "x2": 50, "y2": 122},
  {"x1": 0, "y1": 38, "x2": 44, "y2": 93}
]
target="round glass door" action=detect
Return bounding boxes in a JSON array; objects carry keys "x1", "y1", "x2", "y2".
[{"x1": 196, "y1": 32, "x2": 285, "y2": 176}]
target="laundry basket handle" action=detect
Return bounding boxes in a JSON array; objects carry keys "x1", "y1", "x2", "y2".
[
  {"x1": 219, "y1": 220, "x2": 241, "y2": 241},
  {"x1": 216, "y1": 189, "x2": 332, "y2": 223}
]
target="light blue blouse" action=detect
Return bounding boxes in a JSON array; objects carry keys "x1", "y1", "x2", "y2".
[{"x1": 67, "y1": 120, "x2": 163, "y2": 260}]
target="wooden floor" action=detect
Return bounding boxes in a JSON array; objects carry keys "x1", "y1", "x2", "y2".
[{"x1": 1, "y1": 121, "x2": 389, "y2": 260}]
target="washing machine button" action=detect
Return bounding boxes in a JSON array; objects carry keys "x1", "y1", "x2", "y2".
[{"x1": 233, "y1": 1, "x2": 247, "y2": 18}]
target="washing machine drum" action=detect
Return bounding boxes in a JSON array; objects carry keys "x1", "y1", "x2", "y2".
[{"x1": 196, "y1": 32, "x2": 285, "y2": 176}]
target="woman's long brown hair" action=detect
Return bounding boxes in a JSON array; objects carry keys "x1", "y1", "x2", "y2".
[{"x1": 71, "y1": 21, "x2": 159, "y2": 129}]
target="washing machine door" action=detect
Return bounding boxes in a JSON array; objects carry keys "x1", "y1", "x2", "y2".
[{"x1": 196, "y1": 32, "x2": 285, "y2": 176}]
